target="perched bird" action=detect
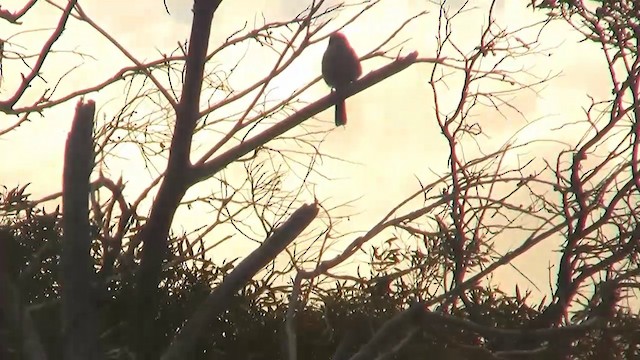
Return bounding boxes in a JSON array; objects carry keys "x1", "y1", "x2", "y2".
[{"x1": 321, "y1": 32, "x2": 362, "y2": 126}]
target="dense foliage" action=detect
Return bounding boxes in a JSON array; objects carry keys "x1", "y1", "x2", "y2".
[{"x1": 2, "y1": 190, "x2": 639, "y2": 360}]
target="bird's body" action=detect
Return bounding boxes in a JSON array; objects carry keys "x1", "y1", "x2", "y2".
[{"x1": 322, "y1": 33, "x2": 361, "y2": 126}]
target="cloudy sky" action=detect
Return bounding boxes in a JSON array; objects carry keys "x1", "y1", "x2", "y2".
[{"x1": 0, "y1": 0, "x2": 613, "y2": 297}]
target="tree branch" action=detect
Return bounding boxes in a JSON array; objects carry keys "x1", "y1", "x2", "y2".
[
  {"x1": 61, "y1": 99, "x2": 98, "y2": 360},
  {"x1": 0, "y1": 0, "x2": 39, "y2": 24},
  {"x1": 162, "y1": 202, "x2": 319, "y2": 360},
  {"x1": 190, "y1": 50, "x2": 420, "y2": 183},
  {"x1": 0, "y1": 0, "x2": 78, "y2": 111},
  {"x1": 133, "y1": 1, "x2": 222, "y2": 357}
]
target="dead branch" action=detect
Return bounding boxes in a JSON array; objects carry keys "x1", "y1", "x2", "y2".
[
  {"x1": 61, "y1": 99, "x2": 98, "y2": 360},
  {"x1": 162, "y1": 201, "x2": 319, "y2": 360}
]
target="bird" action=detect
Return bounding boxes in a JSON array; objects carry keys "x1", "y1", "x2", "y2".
[{"x1": 321, "y1": 32, "x2": 362, "y2": 126}]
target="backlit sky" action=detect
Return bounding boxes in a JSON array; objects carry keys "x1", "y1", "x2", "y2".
[{"x1": 0, "y1": 0, "x2": 613, "y2": 297}]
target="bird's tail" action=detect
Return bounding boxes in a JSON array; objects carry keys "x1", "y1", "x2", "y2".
[
  {"x1": 335, "y1": 99, "x2": 347, "y2": 126},
  {"x1": 334, "y1": 88, "x2": 347, "y2": 126}
]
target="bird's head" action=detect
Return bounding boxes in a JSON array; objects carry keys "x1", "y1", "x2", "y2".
[{"x1": 328, "y1": 32, "x2": 349, "y2": 46}]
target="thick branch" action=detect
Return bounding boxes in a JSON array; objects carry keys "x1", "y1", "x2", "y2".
[
  {"x1": 161, "y1": 202, "x2": 319, "y2": 360},
  {"x1": 61, "y1": 99, "x2": 98, "y2": 360},
  {"x1": 0, "y1": 0, "x2": 38, "y2": 23},
  {"x1": 350, "y1": 302, "x2": 605, "y2": 360},
  {"x1": 134, "y1": 0, "x2": 222, "y2": 357},
  {"x1": 0, "y1": 0, "x2": 78, "y2": 111},
  {"x1": 190, "y1": 51, "x2": 420, "y2": 182}
]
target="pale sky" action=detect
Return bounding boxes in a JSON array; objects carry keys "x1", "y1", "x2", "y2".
[{"x1": 0, "y1": 0, "x2": 615, "y2": 299}]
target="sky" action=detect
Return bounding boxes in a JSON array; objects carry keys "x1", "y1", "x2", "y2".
[{"x1": 0, "y1": 0, "x2": 616, "y2": 299}]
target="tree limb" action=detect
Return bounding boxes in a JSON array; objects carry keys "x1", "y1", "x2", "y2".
[
  {"x1": 161, "y1": 201, "x2": 319, "y2": 360},
  {"x1": 61, "y1": 99, "x2": 98, "y2": 360}
]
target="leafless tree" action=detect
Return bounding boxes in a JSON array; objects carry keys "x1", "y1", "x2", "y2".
[
  {"x1": 1, "y1": 0, "x2": 427, "y2": 359},
  {"x1": 2, "y1": 0, "x2": 638, "y2": 359},
  {"x1": 286, "y1": 1, "x2": 639, "y2": 359}
]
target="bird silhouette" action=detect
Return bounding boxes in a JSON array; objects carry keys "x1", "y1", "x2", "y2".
[{"x1": 321, "y1": 32, "x2": 362, "y2": 126}]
